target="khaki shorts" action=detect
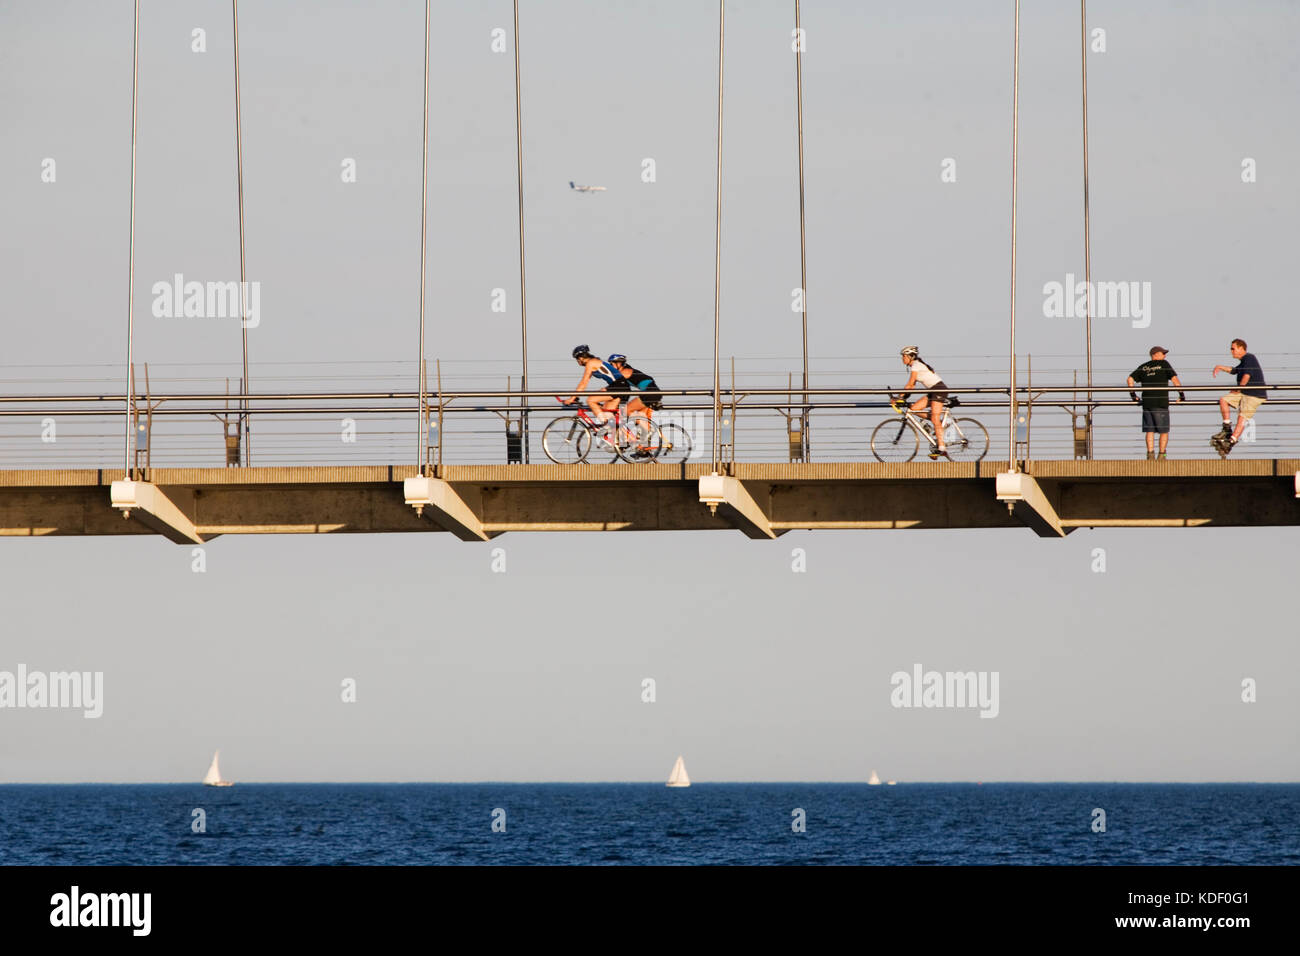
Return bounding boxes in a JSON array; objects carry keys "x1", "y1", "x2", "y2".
[{"x1": 1224, "y1": 392, "x2": 1265, "y2": 420}]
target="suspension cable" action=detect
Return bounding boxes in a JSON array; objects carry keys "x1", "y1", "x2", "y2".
[
  {"x1": 1007, "y1": 0, "x2": 1021, "y2": 471},
  {"x1": 795, "y1": 0, "x2": 809, "y2": 458},
  {"x1": 232, "y1": 0, "x2": 251, "y2": 464},
  {"x1": 416, "y1": 0, "x2": 431, "y2": 473},
  {"x1": 512, "y1": 0, "x2": 530, "y2": 462},
  {"x1": 711, "y1": 0, "x2": 726, "y2": 471},
  {"x1": 1080, "y1": 0, "x2": 1094, "y2": 457},
  {"x1": 123, "y1": 0, "x2": 140, "y2": 479}
]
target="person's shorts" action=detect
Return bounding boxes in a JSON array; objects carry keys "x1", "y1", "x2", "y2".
[
  {"x1": 1141, "y1": 407, "x2": 1170, "y2": 433},
  {"x1": 1224, "y1": 392, "x2": 1265, "y2": 420},
  {"x1": 924, "y1": 381, "x2": 948, "y2": 404},
  {"x1": 632, "y1": 388, "x2": 663, "y2": 410},
  {"x1": 603, "y1": 380, "x2": 630, "y2": 396}
]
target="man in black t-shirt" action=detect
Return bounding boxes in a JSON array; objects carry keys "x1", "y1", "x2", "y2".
[{"x1": 1126, "y1": 346, "x2": 1185, "y2": 459}]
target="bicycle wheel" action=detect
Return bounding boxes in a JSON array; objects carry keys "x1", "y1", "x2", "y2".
[
  {"x1": 871, "y1": 417, "x2": 919, "y2": 462},
  {"x1": 542, "y1": 416, "x2": 592, "y2": 464},
  {"x1": 945, "y1": 417, "x2": 989, "y2": 461},
  {"x1": 618, "y1": 414, "x2": 663, "y2": 463},
  {"x1": 654, "y1": 423, "x2": 694, "y2": 464}
]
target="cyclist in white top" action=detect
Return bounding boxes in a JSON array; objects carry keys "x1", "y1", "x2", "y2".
[{"x1": 896, "y1": 346, "x2": 949, "y2": 458}]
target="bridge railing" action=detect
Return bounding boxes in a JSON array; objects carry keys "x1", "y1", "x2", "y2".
[{"x1": 1, "y1": 380, "x2": 1297, "y2": 471}]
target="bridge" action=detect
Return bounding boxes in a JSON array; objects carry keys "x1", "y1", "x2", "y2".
[{"x1": 2, "y1": 377, "x2": 1298, "y2": 543}]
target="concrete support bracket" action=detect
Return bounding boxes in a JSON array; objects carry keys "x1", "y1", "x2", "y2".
[
  {"x1": 995, "y1": 471, "x2": 1069, "y2": 538},
  {"x1": 699, "y1": 473, "x2": 778, "y2": 539},
  {"x1": 403, "y1": 475, "x2": 491, "y2": 542},
  {"x1": 109, "y1": 479, "x2": 206, "y2": 545}
]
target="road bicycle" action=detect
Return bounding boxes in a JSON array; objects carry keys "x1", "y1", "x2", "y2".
[
  {"x1": 542, "y1": 398, "x2": 663, "y2": 464},
  {"x1": 542, "y1": 398, "x2": 695, "y2": 464},
  {"x1": 870, "y1": 394, "x2": 989, "y2": 462}
]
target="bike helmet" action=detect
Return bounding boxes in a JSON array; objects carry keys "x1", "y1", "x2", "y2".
[
  {"x1": 607, "y1": 353, "x2": 627, "y2": 364},
  {"x1": 900, "y1": 346, "x2": 919, "y2": 358},
  {"x1": 572, "y1": 344, "x2": 592, "y2": 359}
]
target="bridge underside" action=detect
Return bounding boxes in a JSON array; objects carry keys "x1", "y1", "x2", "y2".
[{"x1": 0, "y1": 461, "x2": 1297, "y2": 541}]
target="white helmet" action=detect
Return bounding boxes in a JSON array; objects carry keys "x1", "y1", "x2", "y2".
[{"x1": 900, "y1": 346, "x2": 919, "y2": 358}]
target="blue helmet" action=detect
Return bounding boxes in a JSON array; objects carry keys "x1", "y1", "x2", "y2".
[{"x1": 608, "y1": 353, "x2": 627, "y2": 364}]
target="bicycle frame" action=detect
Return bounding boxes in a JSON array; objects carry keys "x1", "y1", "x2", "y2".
[{"x1": 894, "y1": 405, "x2": 966, "y2": 449}]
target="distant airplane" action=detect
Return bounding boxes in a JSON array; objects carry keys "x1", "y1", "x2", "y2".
[{"x1": 569, "y1": 181, "x2": 607, "y2": 193}]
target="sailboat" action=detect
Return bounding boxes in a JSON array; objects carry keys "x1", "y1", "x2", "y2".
[
  {"x1": 202, "y1": 749, "x2": 234, "y2": 787},
  {"x1": 666, "y1": 755, "x2": 690, "y2": 788},
  {"x1": 867, "y1": 769, "x2": 882, "y2": 786}
]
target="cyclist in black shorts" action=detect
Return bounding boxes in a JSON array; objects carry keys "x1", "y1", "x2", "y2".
[
  {"x1": 609, "y1": 355, "x2": 663, "y2": 418},
  {"x1": 896, "y1": 345, "x2": 949, "y2": 458}
]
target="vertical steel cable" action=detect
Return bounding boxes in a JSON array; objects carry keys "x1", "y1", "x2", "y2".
[
  {"x1": 232, "y1": 0, "x2": 250, "y2": 464},
  {"x1": 711, "y1": 0, "x2": 726, "y2": 471},
  {"x1": 512, "y1": 0, "x2": 530, "y2": 462},
  {"x1": 416, "y1": 0, "x2": 431, "y2": 473},
  {"x1": 1007, "y1": 0, "x2": 1021, "y2": 472},
  {"x1": 794, "y1": 0, "x2": 809, "y2": 459},
  {"x1": 1080, "y1": 0, "x2": 1094, "y2": 457},
  {"x1": 123, "y1": 0, "x2": 140, "y2": 478}
]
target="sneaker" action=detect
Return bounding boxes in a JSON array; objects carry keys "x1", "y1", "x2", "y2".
[
  {"x1": 1218, "y1": 423, "x2": 1233, "y2": 439},
  {"x1": 928, "y1": 449, "x2": 939, "y2": 460},
  {"x1": 937, "y1": 446, "x2": 948, "y2": 458},
  {"x1": 1158, "y1": 452, "x2": 1167, "y2": 460},
  {"x1": 1146, "y1": 451, "x2": 1156, "y2": 460}
]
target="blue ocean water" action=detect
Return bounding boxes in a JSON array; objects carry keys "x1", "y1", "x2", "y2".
[{"x1": 0, "y1": 783, "x2": 1295, "y2": 865}]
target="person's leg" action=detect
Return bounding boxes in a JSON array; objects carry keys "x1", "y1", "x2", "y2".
[
  {"x1": 1142, "y1": 409, "x2": 1154, "y2": 455},
  {"x1": 930, "y1": 400, "x2": 944, "y2": 449},
  {"x1": 1214, "y1": 393, "x2": 1240, "y2": 444},
  {"x1": 1157, "y1": 409, "x2": 1170, "y2": 454},
  {"x1": 1231, "y1": 397, "x2": 1262, "y2": 442}
]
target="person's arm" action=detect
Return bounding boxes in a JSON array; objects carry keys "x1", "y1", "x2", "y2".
[
  {"x1": 562, "y1": 361, "x2": 596, "y2": 403},
  {"x1": 1211, "y1": 364, "x2": 1233, "y2": 376},
  {"x1": 1171, "y1": 375, "x2": 1185, "y2": 402},
  {"x1": 897, "y1": 371, "x2": 918, "y2": 405}
]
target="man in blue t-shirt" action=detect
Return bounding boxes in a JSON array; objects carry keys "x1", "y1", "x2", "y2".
[{"x1": 1210, "y1": 338, "x2": 1267, "y2": 453}]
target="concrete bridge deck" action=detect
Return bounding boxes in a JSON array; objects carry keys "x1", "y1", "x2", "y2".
[{"x1": 1, "y1": 460, "x2": 1297, "y2": 542}]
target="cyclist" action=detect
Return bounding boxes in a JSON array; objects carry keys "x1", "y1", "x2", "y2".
[
  {"x1": 609, "y1": 355, "x2": 662, "y2": 458},
  {"x1": 894, "y1": 346, "x2": 948, "y2": 458},
  {"x1": 560, "y1": 345, "x2": 628, "y2": 425},
  {"x1": 610, "y1": 355, "x2": 663, "y2": 419}
]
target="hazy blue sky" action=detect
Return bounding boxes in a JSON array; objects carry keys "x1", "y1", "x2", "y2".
[{"x1": 0, "y1": 0, "x2": 1296, "y2": 782}]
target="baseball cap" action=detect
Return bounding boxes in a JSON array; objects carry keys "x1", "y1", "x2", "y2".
[{"x1": 1149, "y1": 346, "x2": 1169, "y2": 356}]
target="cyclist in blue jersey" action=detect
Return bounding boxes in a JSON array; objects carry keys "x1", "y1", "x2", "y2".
[{"x1": 559, "y1": 344, "x2": 629, "y2": 424}]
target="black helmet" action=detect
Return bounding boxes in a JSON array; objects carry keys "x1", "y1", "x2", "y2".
[{"x1": 572, "y1": 344, "x2": 592, "y2": 359}]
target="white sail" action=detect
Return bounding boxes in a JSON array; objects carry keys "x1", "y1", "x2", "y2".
[
  {"x1": 666, "y1": 755, "x2": 690, "y2": 787},
  {"x1": 202, "y1": 749, "x2": 233, "y2": 786},
  {"x1": 203, "y1": 750, "x2": 222, "y2": 785},
  {"x1": 867, "y1": 769, "x2": 881, "y2": 785}
]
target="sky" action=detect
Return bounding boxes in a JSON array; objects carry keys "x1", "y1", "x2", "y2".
[{"x1": 0, "y1": 0, "x2": 1296, "y2": 782}]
